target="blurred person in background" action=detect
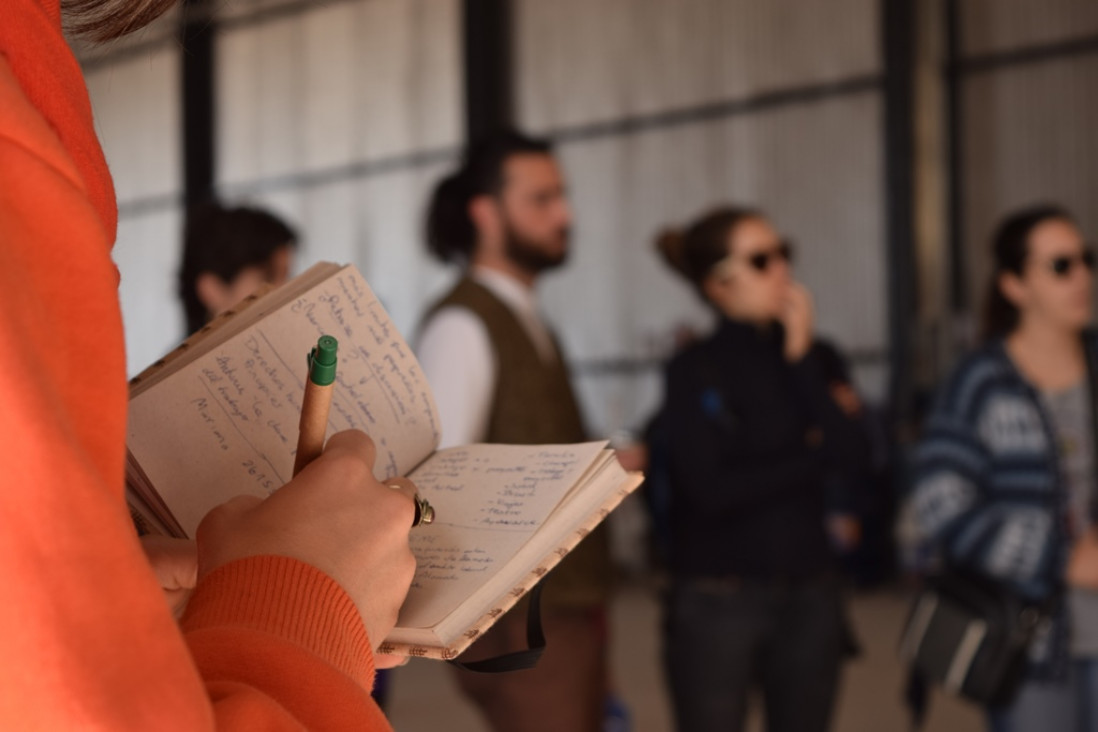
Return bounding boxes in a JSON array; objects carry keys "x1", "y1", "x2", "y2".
[
  {"x1": 905, "y1": 205, "x2": 1098, "y2": 731},
  {"x1": 656, "y1": 206, "x2": 870, "y2": 732},
  {"x1": 417, "y1": 130, "x2": 615, "y2": 732},
  {"x1": 179, "y1": 202, "x2": 297, "y2": 336},
  {"x1": 0, "y1": 0, "x2": 418, "y2": 728}
]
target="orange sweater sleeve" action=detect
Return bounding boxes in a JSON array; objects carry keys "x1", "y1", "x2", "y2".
[
  {"x1": 182, "y1": 557, "x2": 389, "y2": 730},
  {"x1": 0, "y1": 41, "x2": 392, "y2": 732}
]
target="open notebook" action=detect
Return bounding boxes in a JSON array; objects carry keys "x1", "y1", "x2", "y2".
[{"x1": 125, "y1": 262, "x2": 642, "y2": 659}]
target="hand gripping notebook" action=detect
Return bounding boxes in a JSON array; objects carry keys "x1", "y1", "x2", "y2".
[{"x1": 125, "y1": 262, "x2": 643, "y2": 659}]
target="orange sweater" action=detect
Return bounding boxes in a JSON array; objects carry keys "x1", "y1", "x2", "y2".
[{"x1": 0, "y1": 1, "x2": 390, "y2": 728}]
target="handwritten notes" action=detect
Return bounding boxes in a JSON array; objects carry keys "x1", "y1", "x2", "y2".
[
  {"x1": 127, "y1": 266, "x2": 440, "y2": 537},
  {"x1": 396, "y1": 441, "x2": 607, "y2": 630}
]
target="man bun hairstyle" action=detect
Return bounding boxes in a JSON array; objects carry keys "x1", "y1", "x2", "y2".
[
  {"x1": 655, "y1": 206, "x2": 762, "y2": 298},
  {"x1": 654, "y1": 228, "x2": 688, "y2": 276},
  {"x1": 425, "y1": 130, "x2": 553, "y2": 265}
]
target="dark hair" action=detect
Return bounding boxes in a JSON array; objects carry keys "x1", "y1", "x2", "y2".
[
  {"x1": 982, "y1": 204, "x2": 1075, "y2": 339},
  {"x1": 655, "y1": 206, "x2": 762, "y2": 300},
  {"x1": 62, "y1": 0, "x2": 179, "y2": 42},
  {"x1": 179, "y1": 202, "x2": 298, "y2": 335},
  {"x1": 425, "y1": 130, "x2": 553, "y2": 264}
]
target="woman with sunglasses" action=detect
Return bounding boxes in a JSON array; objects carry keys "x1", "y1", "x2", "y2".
[
  {"x1": 655, "y1": 206, "x2": 870, "y2": 732},
  {"x1": 907, "y1": 205, "x2": 1098, "y2": 730}
]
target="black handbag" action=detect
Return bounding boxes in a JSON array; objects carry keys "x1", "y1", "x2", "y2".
[
  {"x1": 900, "y1": 332, "x2": 1098, "y2": 718},
  {"x1": 898, "y1": 568, "x2": 1049, "y2": 708}
]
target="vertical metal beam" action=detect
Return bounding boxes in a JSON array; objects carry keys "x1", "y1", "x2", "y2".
[
  {"x1": 181, "y1": 0, "x2": 216, "y2": 209},
  {"x1": 944, "y1": 0, "x2": 967, "y2": 316},
  {"x1": 463, "y1": 0, "x2": 513, "y2": 142},
  {"x1": 883, "y1": 0, "x2": 919, "y2": 431}
]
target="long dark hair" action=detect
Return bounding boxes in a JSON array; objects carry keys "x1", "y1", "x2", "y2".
[
  {"x1": 982, "y1": 204, "x2": 1075, "y2": 340},
  {"x1": 425, "y1": 130, "x2": 553, "y2": 265},
  {"x1": 655, "y1": 206, "x2": 762, "y2": 302},
  {"x1": 179, "y1": 202, "x2": 298, "y2": 335}
]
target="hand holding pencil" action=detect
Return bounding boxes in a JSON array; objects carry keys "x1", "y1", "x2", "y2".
[
  {"x1": 293, "y1": 335, "x2": 338, "y2": 476},
  {"x1": 291, "y1": 335, "x2": 434, "y2": 526},
  {"x1": 196, "y1": 335, "x2": 425, "y2": 648},
  {"x1": 196, "y1": 429, "x2": 418, "y2": 654}
]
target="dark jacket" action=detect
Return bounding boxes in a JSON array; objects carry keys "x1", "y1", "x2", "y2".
[{"x1": 663, "y1": 318, "x2": 871, "y2": 580}]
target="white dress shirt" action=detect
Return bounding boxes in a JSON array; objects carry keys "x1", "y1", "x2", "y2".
[{"x1": 417, "y1": 267, "x2": 557, "y2": 449}]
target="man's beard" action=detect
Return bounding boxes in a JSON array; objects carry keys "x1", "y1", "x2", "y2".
[{"x1": 503, "y1": 221, "x2": 570, "y2": 276}]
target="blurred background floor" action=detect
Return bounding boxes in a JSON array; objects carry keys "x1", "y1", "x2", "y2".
[{"x1": 386, "y1": 579, "x2": 984, "y2": 732}]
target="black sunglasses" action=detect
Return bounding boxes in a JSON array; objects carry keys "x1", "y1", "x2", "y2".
[
  {"x1": 746, "y1": 241, "x2": 794, "y2": 273},
  {"x1": 1047, "y1": 249, "x2": 1096, "y2": 278}
]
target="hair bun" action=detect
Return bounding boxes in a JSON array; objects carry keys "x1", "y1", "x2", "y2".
[{"x1": 655, "y1": 228, "x2": 689, "y2": 277}]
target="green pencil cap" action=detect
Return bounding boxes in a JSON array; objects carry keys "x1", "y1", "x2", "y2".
[{"x1": 308, "y1": 335, "x2": 338, "y2": 386}]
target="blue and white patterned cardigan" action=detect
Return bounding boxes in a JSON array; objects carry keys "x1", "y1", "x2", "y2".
[{"x1": 906, "y1": 337, "x2": 1098, "y2": 678}]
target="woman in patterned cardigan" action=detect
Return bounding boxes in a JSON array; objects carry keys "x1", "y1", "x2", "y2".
[{"x1": 907, "y1": 205, "x2": 1098, "y2": 731}]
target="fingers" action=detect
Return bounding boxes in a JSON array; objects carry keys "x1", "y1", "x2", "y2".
[
  {"x1": 192, "y1": 427, "x2": 419, "y2": 644},
  {"x1": 382, "y1": 477, "x2": 421, "y2": 532},
  {"x1": 323, "y1": 429, "x2": 377, "y2": 471},
  {"x1": 374, "y1": 652, "x2": 411, "y2": 670},
  {"x1": 781, "y1": 286, "x2": 805, "y2": 321},
  {"x1": 139, "y1": 535, "x2": 199, "y2": 618},
  {"x1": 139, "y1": 535, "x2": 196, "y2": 562},
  {"x1": 781, "y1": 282, "x2": 815, "y2": 362},
  {"x1": 615, "y1": 445, "x2": 648, "y2": 472},
  {"x1": 384, "y1": 476, "x2": 418, "y2": 501},
  {"x1": 784, "y1": 282, "x2": 813, "y2": 309},
  {"x1": 267, "y1": 427, "x2": 415, "y2": 530},
  {"x1": 800, "y1": 286, "x2": 815, "y2": 320},
  {"x1": 288, "y1": 429, "x2": 378, "y2": 502},
  {"x1": 139, "y1": 536, "x2": 199, "y2": 588}
]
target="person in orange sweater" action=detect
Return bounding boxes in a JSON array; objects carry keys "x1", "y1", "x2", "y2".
[{"x1": 0, "y1": 0, "x2": 416, "y2": 728}]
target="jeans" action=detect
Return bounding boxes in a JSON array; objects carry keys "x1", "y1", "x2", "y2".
[
  {"x1": 663, "y1": 575, "x2": 846, "y2": 732},
  {"x1": 988, "y1": 658, "x2": 1098, "y2": 732}
]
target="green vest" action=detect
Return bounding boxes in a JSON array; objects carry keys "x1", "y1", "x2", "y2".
[{"x1": 425, "y1": 276, "x2": 610, "y2": 607}]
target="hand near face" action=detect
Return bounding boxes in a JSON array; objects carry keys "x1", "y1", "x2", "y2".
[{"x1": 781, "y1": 282, "x2": 815, "y2": 362}]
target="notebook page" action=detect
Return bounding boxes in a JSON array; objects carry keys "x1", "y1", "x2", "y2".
[
  {"x1": 129, "y1": 263, "x2": 341, "y2": 396},
  {"x1": 127, "y1": 265, "x2": 440, "y2": 537},
  {"x1": 395, "y1": 441, "x2": 608, "y2": 631}
]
